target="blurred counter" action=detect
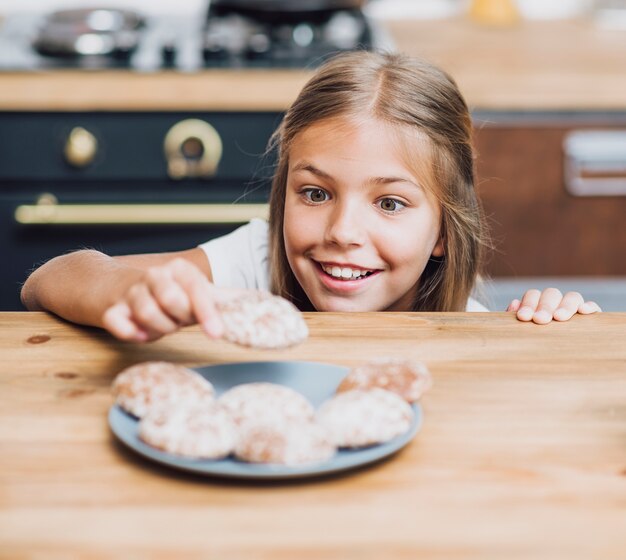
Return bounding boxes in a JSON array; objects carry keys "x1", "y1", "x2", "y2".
[{"x1": 1, "y1": 18, "x2": 626, "y2": 111}]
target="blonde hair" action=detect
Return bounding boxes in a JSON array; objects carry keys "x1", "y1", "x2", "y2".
[{"x1": 268, "y1": 50, "x2": 488, "y2": 311}]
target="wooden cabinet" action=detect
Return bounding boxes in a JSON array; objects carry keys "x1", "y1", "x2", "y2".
[{"x1": 473, "y1": 112, "x2": 626, "y2": 277}]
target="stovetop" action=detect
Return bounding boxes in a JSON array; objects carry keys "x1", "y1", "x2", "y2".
[{"x1": 0, "y1": 8, "x2": 392, "y2": 72}]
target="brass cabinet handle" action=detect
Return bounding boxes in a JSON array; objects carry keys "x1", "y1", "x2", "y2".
[{"x1": 15, "y1": 197, "x2": 269, "y2": 225}]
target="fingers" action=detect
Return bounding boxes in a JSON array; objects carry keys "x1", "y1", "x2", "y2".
[
  {"x1": 127, "y1": 283, "x2": 180, "y2": 335},
  {"x1": 144, "y1": 265, "x2": 193, "y2": 325},
  {"x1": 516, "y1": 289, "x2": 541, "y2": 322},
  {"x1": 102, "y1": 258, "x2": 224, "y2": 342},
  {"x1": 516, "y1": 288, "x2": 564, "y2": 324},
  {"x1": 553, "y1": 291, "x2": 584, "y2": 322},
  {"x1": 506, "y1": 299, "x2": 521, "y2": 312},
  {"x1": 578, "y1": 300, "x2": 602, "y2": 314},
  {"x1": 168, "y1": 259, "x2": 224, "y2": 338},
  {"x1": 532, "y1": 288, "x2": 567, "y2": 324},
  {"x1": 515, "y1": 288, "x2": 602, "y2": 324},
  {"x1": 102, "y1": 301, "x2": 150, "y2": 342}
]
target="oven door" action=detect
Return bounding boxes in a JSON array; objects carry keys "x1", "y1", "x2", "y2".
[
  {"x1": 2, "y1": 197, "x2": 268, "y2": 311},
  {"x1": 0, "y1": 110, "x2": 281, "y2": 310}
]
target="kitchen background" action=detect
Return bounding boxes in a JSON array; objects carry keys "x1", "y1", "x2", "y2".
[
  {"x1": 0, "y1": 0, "x2": 625, "y2": 311},
  {"x1": 1, "y1": 1, "x2": 616, "y2": 19}
]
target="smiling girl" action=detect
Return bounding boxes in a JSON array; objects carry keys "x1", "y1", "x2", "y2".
[{"x1": 21, "y1": 51, "x2": 600, "y2": 341}]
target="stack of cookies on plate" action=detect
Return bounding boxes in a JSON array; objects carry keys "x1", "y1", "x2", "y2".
[{"x1": 112, "y1": 357, "x2": 432, "y2": 467}]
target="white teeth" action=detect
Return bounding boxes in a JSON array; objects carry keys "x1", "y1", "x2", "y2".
[{"x1": 321, "y1": 264, "x2": 372, "y2": 280}]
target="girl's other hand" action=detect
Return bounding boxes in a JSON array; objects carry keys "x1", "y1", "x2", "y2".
[
  {"x1": 507, "y1": 288, "x2": 602, "y2": 324},
  {"x1": 101, "y1": 258, "x2": 225, "y2": 342}
]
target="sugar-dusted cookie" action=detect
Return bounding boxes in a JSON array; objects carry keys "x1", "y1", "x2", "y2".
[
  {"x1": 337, "y1": 358, "x2": 432, "y2": 403},
  {"x1": 317, "y1": 388, "x2": 414, "y2": 448},
  {"x1": 112, "y1": 361, "x2": 215, "y2": 418},
  {"x1": 139, "y1": 402, "x2": 237, "y2": 459},
  {"x1": 216, "y1": 290, "x2": 308, "y2": 349},
  {"x1": 235, "y1": 421, "x2": 336, "y2": 466},
  {"x1": 218, "y1": 382, "x2": 315, "y2": 427}
]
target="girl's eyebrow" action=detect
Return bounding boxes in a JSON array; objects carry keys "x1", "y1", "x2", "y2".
[
  {"x1": 291, "y1": 161, "x2": 423, "y2": 190},
  {"x1": 370, "y1": 176, "x2": 423, "y2": 190},
  {"x1": 291, "y1": 162, "x2": 333, "y2": 180}
]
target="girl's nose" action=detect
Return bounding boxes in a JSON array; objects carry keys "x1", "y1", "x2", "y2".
[{"x1": 325, "y1": 201, "x2": 366, "y2": 247}]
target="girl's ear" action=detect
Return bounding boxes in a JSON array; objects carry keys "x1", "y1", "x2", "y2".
[{"x1": 431, "y1": 237, "x2": 445, "y2": 258}]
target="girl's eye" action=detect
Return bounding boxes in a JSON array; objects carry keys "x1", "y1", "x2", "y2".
[
  {"x1": 303, "y1": 188, "x2": 329, "y2": 203},
  {"x1": 378, "y1": 198, "x2": 406, "y2": 213}
]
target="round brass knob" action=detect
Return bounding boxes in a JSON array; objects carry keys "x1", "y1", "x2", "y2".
[
  {"x1": 164, "y1": 119, "x2": 223, "y2": 179},
  {"x1": 64, "y1": 127, "x2": 98, "y2": 167}
]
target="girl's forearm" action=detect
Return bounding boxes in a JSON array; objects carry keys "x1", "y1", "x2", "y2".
[{"x1": 21, "y1": 249, "x2": 144, "y2": 328}]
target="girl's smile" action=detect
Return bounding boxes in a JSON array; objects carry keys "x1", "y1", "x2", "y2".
[
  {"x1": 314, "y1": 260, "x2": 382, "y2": 294},
  {"x1": 283, "y1": 116, "x2": 444, "y2": 313}
]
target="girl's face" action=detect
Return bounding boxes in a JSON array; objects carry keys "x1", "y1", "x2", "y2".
[{"x1": 283, "y1": 117, "x2": 444, "y2": 312}]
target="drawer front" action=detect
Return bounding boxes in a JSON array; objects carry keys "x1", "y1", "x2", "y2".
[
  {"x1": 0, "y1": 111, "x2": 283, "y2": 182},
  {"x1": 474, "y1": 112, "x2": 626, "y2": 277}
]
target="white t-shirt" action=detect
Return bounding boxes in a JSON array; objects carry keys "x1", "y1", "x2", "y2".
[{"x1": 198, "y1": 219, "x2": 489, "y2": 312}]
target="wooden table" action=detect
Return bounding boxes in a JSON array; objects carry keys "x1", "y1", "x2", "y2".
[{"x1": 1, "y1": 311, "x2": 625, "y2": 559}]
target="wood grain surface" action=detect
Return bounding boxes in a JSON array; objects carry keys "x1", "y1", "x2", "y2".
[
  {"x1": 2, "y1": 19, "x2": 626, "y2": 111},
  {"x1": 1, "y1": 311, "x2": 625, "y2": 559}
]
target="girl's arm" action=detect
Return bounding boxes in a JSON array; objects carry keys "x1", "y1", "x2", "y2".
[
  {"x1": 507, "y1": 288, "x2": 601, "y2": 324},
  {"x1": 21, "y1": 248, "x2": 225, "y2": 342}
]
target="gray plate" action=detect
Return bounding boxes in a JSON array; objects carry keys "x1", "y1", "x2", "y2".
[{"x1": 108, "y1": 360, "x2": 422, "y2": 480}]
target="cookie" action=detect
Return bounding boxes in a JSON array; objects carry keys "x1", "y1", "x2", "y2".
[
  {"x1": 337, "y1": 358, "x2": 432, "y2": 403},
  {"x1": 235, "y1": 421, "x2": 336, "y2": 466},
  {"x1": 317, "y1": 388, "x2": 414, "y2": 448},
  {"x1": 112, "y1": 361, "x2": 215, "y2": 418},
  {"x1": 139, "y1": 402, "x2": 237, "y2": 459},
  {"x1": 218, "y1": 382, "x2": 315, "y2": 427},
  {"x1": 216, "y1": 290, "x2": 308, "y2": 349}
]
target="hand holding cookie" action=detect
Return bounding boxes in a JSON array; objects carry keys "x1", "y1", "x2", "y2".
[
  {"x1": 102, "y1": 258, "x2": 308, "y2": 349},
  {"x1": 102, "y1": 258, "x2": 226, "y2": 342}
]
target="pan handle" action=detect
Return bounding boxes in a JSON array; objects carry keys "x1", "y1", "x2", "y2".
[{"x1": 15, "y1": 194, "x2": 269, "y2": 225}]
